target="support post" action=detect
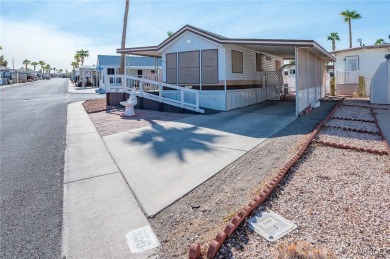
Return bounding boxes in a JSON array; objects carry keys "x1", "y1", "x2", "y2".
[
  {"x1": 159, "y1": 83, "x2": 163, "y2": 102},
  {"x1": 140, "y1": 81, "x2": 144, "y2": 96},
  {"x1": 180, "y1": 89, "x2": 184, "y2": 108},
  {"x1": 195, "y1": 93, "x2": 200, "y2": 112}
]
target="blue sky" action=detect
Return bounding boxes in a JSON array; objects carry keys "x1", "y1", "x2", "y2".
[{"x1": 1, "y1": 0, "x2": 389, "y2": 71}]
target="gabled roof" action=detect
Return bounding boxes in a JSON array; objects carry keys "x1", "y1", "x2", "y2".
[
  {"x1": 117, "y1": 24, "x2": 335, "y2": 61},
  {"x1": 330, "y1": 44, "x2": 390, "y2": 54},
  {"x1": 97, "y1": 55, "x2": 162, "y2": 67}
]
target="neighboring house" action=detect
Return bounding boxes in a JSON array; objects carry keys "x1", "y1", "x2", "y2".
[
  {"x1": 78, "y1": 65, "x2": 99, "y2": 87},
  {"x1": 96, "y1": 55, "x2": 162, "y2": 91},
  {"x1": 114, "y1": 25, "x2": 334, "y2": 116},
  {"x1": 282, "y1": 65, "x2": 296, "y2": 90},
  {"x1": 331, "y1": 44, "x2": 390, "y2": 96}
]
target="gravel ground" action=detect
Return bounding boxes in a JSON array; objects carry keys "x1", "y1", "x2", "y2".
[
  {"x1": 83, "y1": 98, "x2": 111, "y2": 113},
  {"x1": 218, "y1": 99, "x2": 390, "y2": 259},
  {"x1": 145, "y1": 101, "x2": 337, "y2": 258},
  {"x1": 342, "y1": 99, "x2": 389, "y2": 110},
  {"x1": 218, "y1": 146, "x2": 390, "y2": 259},
  {"x1": 325, "y1": 118, "x2": 378, "y2": 133},
  {"x1": 333, "y1": 106, "x2": 374, "y2": 121},
  {"x1": 316, "y1": 127, "x2": 386, "y2": 151}
]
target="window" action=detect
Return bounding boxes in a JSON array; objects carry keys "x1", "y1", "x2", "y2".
[
  {"x1": 107, "y1": 68, "x2": 115, "y2": 75},
  {"x1": 166, "y1": 53, "x2": 177, "y2": 84},
  {"x1": 284, "y1": 71, "x2": 288, "y2": 76},
  {"x1": 178, "y1": 51, "x2": 200, "y2": 84},
  {"x1": 256, "y1": 53, "x2": 262, "y2": 72},
  {"x1": 232, "y1": 50, "x2": 243, "y2": 73},
  {"x1": 109, "y1": 77, "x2": 121, "y2": 84},
  {"x1": 201, "y1": 49, "x2": 218, "y2": 84},
  {"x1": 345, "y1": 56, "x2": 359, "y2": 71},
  {"x1": 290, "y1": 69, "x2": 295, "y2": 74}
]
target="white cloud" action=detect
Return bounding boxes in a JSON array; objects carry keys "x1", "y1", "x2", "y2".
[{"x1": 1, "y1": 18, "x2": 119, "y2": 71}]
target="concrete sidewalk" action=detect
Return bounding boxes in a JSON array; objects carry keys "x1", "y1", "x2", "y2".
[
  {"x1": 104, "y1": 101, "x2": 297, "y2": 216},
  {"x1": 62, "y1": 102, "x2": 159, "y2": 258}
]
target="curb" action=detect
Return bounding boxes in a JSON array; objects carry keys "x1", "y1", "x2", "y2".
[{"x1": 189, "y1": 99, "x2": 344, "y2": 259}]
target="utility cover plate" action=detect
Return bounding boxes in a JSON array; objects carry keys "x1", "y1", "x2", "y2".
[{"x1": 247, "y1": 210, "x2": 297, "y2": 242}]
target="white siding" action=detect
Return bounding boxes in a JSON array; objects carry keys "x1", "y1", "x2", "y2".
[
  {"x1": 223, "y1": 44, "x2": 283, "y2": 81},
  {"x1": 161, "y1": 31, "x2": 225, "y2": 82},
  {"x1": 333, "y1": 47, "x2": 390, "y2": 82}
]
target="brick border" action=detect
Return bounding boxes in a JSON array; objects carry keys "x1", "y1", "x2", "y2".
[
  {"x1": 189, "y1": 99, "x2": 344, "y2": 259},
  {"x1": 311, "y1": 139, "x2": 388, "y2": 156},
  {"x1": 342, "y1": 104, "x2": 389, "y2": 110},
  {"x1": 330, "y1": 116, "x2": 375, "y2": 123},
  {"x1": 323, "y1": 125, "x2": 379, "y2": 135}
]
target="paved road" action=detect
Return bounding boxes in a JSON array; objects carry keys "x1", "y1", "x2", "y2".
[{"x1": 0, "y1": 79, "x2": 103, "y2": 258}]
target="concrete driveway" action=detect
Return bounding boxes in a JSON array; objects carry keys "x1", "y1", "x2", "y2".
[{"x1": 104, "y1": 101, "x2": 296, "y2": 216}]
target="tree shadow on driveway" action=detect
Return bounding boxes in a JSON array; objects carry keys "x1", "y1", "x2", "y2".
[{"x1": 128, "y1": 120, "x2": 223, "y2": 162}]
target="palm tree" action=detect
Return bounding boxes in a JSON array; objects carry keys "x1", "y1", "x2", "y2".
[
  {"x1": 120, "y1": 0, "x2": 130, "y2": 75},
  {"x1": 340, "y1": 10, "x2": 362, "y2": 48},
  {"x1": 375, "y1": 38, "x2": 384, "y2": 45},
  {"x1": 31, "y1": 61, "x2": 38, "y2": 71},
  {"x1": 39, "y1": 61, "x2": 45, "y2": 74},
  {"x1": 71, "y1": 61, "x2": 78, "y2": 72},
  {"x1": 58, "y1": 69, "x2": 63, "y2": 74},
  {"x1": 327, "y1": 32, "x2": 340, "y2": 51},
  {"x1": 22, "y1": 59, "x2": 31, "y2": 70},
  {"x1": 44, "y1": 64, "x2": 51, "y2": 75},
  {"x1": 76, "y1": 49, "x2": 89, "y2": 65},
  {"x1": 52, "y1": 67, "x2": 57, "y2": 77}
]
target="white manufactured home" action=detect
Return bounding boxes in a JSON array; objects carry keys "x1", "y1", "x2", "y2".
[
  {"x1": 109, "y1": 25, "x2": 334, "y2": 116},
  {"x1": 331, "y1": 44, "x2": 390, "y2": 96},
  {"x1": 96, "y1": 55, "x2": 162, "y2": 91}
]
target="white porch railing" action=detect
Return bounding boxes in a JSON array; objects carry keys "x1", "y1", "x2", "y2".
[
  {"x1": 336, "y1": 71, "x2": 359, "y2": 84},
  {"x1": 106, "y1": 75, "x2": 204, "y2": 113}
]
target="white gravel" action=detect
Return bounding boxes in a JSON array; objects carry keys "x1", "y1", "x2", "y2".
[
  {"x1": 219, "y1": 146, "x2": 390, "y2": 259},
  {"x1": 218, "y1": 100, "x2": 390, "y2": 259},
  {"x1": 325, "y1": 118, "x2": 378, "y2": 133},
  {"x1": 333, "y1": 106, "x2": 374, "y2": 121},
  {"x1": 316, "y1": 127, "x2": 386, "y2": 151},
  {"x1": 342, "y1": 99, "x2": 389, "y2": 110}
]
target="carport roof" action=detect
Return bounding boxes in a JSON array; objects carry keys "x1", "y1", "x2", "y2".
[{"x1": 117, "y1": 24, "x2": 335, "y2": 61}]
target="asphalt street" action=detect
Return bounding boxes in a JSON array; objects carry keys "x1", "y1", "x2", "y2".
[{"x1": 0, "y1": 79, "x2": 103, "y2": 258}]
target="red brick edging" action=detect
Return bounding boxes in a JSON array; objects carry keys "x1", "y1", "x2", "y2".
[
  {"x1": 324, "y1": 125, "x2": 379, "y2": 135},
  {"x1": 188, "y1": 99, "x2": 344, "y2": 259},
  {"x1": 330, "y1": 116, "x2": 375, "y2": 123},
  {"x1": 311, "y1": 139, "x2": 389, "y2": 156}
]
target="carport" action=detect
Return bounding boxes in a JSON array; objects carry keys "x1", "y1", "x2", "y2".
[
  {"x1": 229, "y1": 41, "x2": 336, "y2": 115},
  {"x1": 116, "y1": 25, "x2": 335, "y2": 116}
]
